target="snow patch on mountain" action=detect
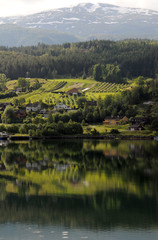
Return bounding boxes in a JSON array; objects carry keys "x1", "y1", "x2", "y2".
[
  {"x1": 104, "y1": 21, "x2": 118, "y2": 24},
  {"x1": 1, "y1": 2, "x2": 158, "y2": 44},
  {"x1": 63, "y1": 18, "x2": 80, "y2": 21}
]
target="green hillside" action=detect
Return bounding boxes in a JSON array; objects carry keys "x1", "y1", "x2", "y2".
[
  {"x1": 0, "y1": 39, "x2": 157, "y2": 136},
  {"x1": 3, "y1": 78, "x2": 128, "y2": 105}
]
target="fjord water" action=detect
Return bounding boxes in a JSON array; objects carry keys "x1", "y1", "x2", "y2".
[{"x1": 0, "y1": 140, "x2": 158, "y2": 240}]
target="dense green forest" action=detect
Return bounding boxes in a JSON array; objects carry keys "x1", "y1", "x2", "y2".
[{"x1": 0, "y1": 39, "x2": 158, "y2": 80}]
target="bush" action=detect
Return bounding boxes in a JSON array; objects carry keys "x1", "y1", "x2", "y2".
[
  {"x1": 19, "y1": 124, "x2": 28, "y2": 134},
  {"x1": 0, "y1": 124, "x2": 6, "y2": 132},
  {"x1": 2, "y1": 105, "x2": 16, "y2": 124},
  {"x1": 41, "y1": 128, "x2": 58, "y2": 136},
  {"x1": 28, "y1": 129, "x2": 36, "y2": 137},
  {"x1": 110, "y1": 129, "x2": 120, "y2": 134},
  {"x1": 36, "y1": 129, "x2": 42, "y2": 136},
  {"x1": 20, "y1": 123, "x2": 38, "y2": 134},
  {"x1": 151, "y1": 119, "x2": 158, "y2": 131},
  {"x1": 32, "y1": 116, "x2": 46, "y2": 124},
  {"x1": 6, "y1": 124, "x2": 19, "y2": 134},
  {"x1": 91, "y1": 128, "x2": 100, "y2": 135}
]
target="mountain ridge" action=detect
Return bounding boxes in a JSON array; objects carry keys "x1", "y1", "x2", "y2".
[{"x1": 0, "y1": 3, "x2": 158, "y2": 46}]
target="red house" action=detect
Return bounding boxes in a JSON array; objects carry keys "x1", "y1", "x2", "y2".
[{"x1": 66, "y1": 88, "x2": 80, "y2": 95}]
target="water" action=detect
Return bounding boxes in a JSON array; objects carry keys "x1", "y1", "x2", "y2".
[{"x1": 0, "y1": 139, "x2": 158, "y2": 239}]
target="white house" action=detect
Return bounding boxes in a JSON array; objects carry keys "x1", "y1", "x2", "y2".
[
  {"x1": 16, "y1": 88, "x2": 23, "y2": 94},
  {"x1": 26, "y1": 103, "x2": 41, "y2": 112},
  {"x1": 129, "y1": 124, "x2": 145, "y2": 131},
  {"x1": 54, "y1": 103, "x2": 71, "y2": 111}
]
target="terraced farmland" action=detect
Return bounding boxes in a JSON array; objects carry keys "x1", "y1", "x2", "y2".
[
  {"x1": 40, "y1": 81, "x2": 67, "y2": 93},
  {"x1": 89, "y1": 82, "x2": 128, "y2": 93},
  {"x1": 1, "y1": 78, "x2": 130, "y2": 105},
  {"x1": 51, "y1": 81, "x2": 67, "y2": 92}
]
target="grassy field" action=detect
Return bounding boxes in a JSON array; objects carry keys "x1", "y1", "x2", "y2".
[
  {"x1": 83, "y1": 124, "x2": 155, "y2": 136},
  {"x1": 83, "y1": 124, "x2": 129, "y2": 134}
]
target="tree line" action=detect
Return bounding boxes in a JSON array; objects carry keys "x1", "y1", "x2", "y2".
[{"x1": 0, "y1": 40, "x2": 158, "y2": 80}]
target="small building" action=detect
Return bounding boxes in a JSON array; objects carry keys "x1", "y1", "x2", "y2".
[
  {"x1": 26, "y1": 103, "x2": 41, "y2": 112},
  {"x1": 129, "y1": 124, "x2": 145, "y2": 131},
  {"x1": 103, "y1": 116, "x2": 129, "y2": 125},
  {"x1": 16, "y1": 88, "x2": 23, "y2": 94},
  {"x1": 54, "y1": 103, "x2": 71, "y2": 111},
  {"x1": 103, "y1": 117, "x2": 121, "y2": 125},
  {"x1": 121, "y1": 116, "x2": 129, "y2": 124},
  {"x1": 39, "y1": 109, "x2": 47, "y2": 114},
  {"x1": 66, "y1": 88, "x2": 80, "y2": 95}
]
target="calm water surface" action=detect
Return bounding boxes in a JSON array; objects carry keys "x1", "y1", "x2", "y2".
[{"x1": 0, "y1": 139, "x2": 158, "y2": 240}]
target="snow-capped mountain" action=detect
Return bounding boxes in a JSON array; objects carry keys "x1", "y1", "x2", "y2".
[{"x1": 1, "y1": 3, "x2": 158, "y2": 46}]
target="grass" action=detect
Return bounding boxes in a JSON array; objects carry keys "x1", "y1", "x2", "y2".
[
  {"x1": 83, "y1": 124, "x2": 129, "y2": 134},
  {"x1": 83, "y1": 124, "x2": 154, "y2": 136}
]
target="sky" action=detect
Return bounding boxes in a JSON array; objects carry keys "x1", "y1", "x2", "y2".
[{"x1": 0, "y1": 0, "x2": 158, "y2": 17}]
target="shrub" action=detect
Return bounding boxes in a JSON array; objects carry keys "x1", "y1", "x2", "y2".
[
  {"x1": 110, "y1": 129, "x2": 120, "y2": 134},
  {"x1": 91, "y1": 128, "x2": 99, "y2": 135},
  {"x1": 151, "y1": 119, "x2": 158, "y2": 131},
  {"x1": 0, "y1": 124, "x2": 6, "y2": 132},
  {"x1": 19, "y1": 124, "x2": 28, "y2": 134},
  {"x1": 6, "y1": 124, "x2": 19, "y2": 134}
]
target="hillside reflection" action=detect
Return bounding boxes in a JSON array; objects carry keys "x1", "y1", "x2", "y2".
[{"x1": 0, "y1": 140, "x2": 158, "y2": 228}]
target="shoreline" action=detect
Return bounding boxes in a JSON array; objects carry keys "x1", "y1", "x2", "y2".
[{"x1": 7, "y1": 134, "x2": 154, "y2": 141}]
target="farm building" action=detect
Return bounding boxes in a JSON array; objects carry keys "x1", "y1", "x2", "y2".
[
  {"x1": 129, "y1": 124, "x2": 145, "y2": 131},
  {"x1": 66, "y1": 88, "x2": 81, "y2": 95},
  {"x1": 103, "y1": 116, "x2": 128, "y2": 125},
  {"x1": 54, "y1": 103, "x2": 71, "y2": 111},
  {"x1": 26, "y1": 103, "x2": 41, "y2": 112},
  {"x1": 16, "y1": 88, "x2": 23, "y2": 94}
]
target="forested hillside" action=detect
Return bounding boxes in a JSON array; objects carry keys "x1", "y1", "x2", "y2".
[
  {"x1": 0, "y1": 39, "x2": 158, "y2": 80},
  {"x1": 0, "y1": 24, "x2": 79, "y2": 47}
]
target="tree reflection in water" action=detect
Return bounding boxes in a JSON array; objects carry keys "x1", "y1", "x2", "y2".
[{"x1": 0, "y1": 140, "x2": 158, "y2": 228}]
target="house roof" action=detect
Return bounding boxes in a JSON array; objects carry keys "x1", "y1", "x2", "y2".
[
  {"x1": 129, "y1": 124, "x2": 144, "y2": 128},
  {"x1": 122, "y1": 116, "x2": 128, "y2": 120},
  {"x1": 66, "y1": 88, "x2": 79, "y2": 94},
  {"x1": 54, "y1": 103, "x2": 70, "y2": 109},
  {"x1": 26, "y1": 104, "x2": 32, "y2": 107},
  {"x1": 32, "y1": 103, "x2": 41, "y2": 107}
]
